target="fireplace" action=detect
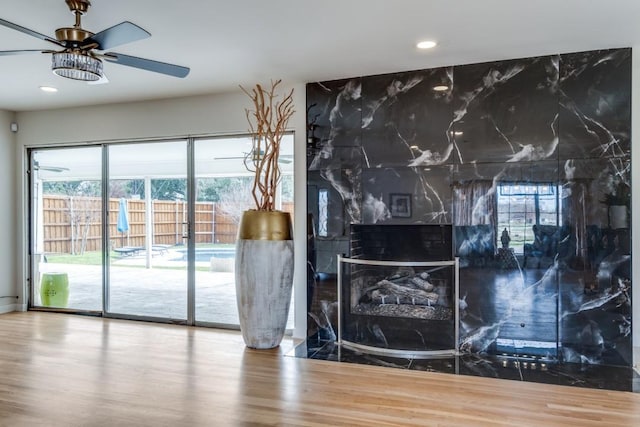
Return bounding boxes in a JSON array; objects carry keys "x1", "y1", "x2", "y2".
[
  {"x1": 350, "y1": 224, "x2": 453, "y2": 261},
  {"x1": 349, "y1": 264, "x2": 453, "y2": 320},
  {"x1": 338, "y1": 224, "x2": 458, "y2": 356}
]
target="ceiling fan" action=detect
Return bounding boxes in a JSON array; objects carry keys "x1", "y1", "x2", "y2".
[
  {"x1": 214, "y1": 150, "x2": 293, "y2": 164},
  {"x1": 0, "y1": 0, "x2": 190, "y2": 82},
  {"x1": 32, "y1": 160, "x2": 70, "y2": 173}
]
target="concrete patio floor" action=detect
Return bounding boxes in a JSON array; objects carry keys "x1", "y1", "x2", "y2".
[{"x1": 36, "y1": 248, "x2": 294, "y2": 328}]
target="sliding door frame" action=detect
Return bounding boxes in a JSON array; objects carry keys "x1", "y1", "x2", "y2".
[
  {"x1": 27, "y1": 138, "x2": 195, "y2": 325},
  {"x1": 187, "y1": 138, "x2": 196, "y2": 325},
  {"x1": 27, "y1": 144, "x2": 104, "y2": 317},
  {"x1": 102, "y1": 138, "x2": 191, "y2": 325},
  {"x1": 26, "y1": 132, "x2": 294, "y2": 331}
]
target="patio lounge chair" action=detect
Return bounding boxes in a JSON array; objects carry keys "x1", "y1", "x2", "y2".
[
  {"x1": 151, "y1": 244, "x2": 172, "y2": 255},
  {"x1": 113, "y1": 246, "x2": 143, "y2": 257}
]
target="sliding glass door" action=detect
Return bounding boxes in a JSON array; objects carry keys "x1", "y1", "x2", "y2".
[
  {"x1": 107, "y1": 141, "x2": 188, "y2": 320},
  {"x1": 193, "y1": 135, "x2": 294, "y2": 328},
  {"x1": 29, "y1": 134, "x2": 294, "y2": 329},
  {"x1": 31, "y1": 147, "x2": 103, "y2": 311}
]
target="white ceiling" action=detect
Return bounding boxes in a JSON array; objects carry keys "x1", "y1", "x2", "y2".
[{"x1": 1, "y1": 0, "x2": 639, "y2": 112}]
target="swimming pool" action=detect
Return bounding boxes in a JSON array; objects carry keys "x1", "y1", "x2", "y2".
[{"x1": 174, "y1": 248, "x2": 236, "y2": 262}]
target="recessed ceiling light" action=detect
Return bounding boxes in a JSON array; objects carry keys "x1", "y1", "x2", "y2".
[
  {"x1": 39, "y1": 86, "x2": 58, "y2": 93},
  {"x1": 416, "y1": 40, "x2": 437, "y2": 49},
  {"x1": 433, "y1": 85, "x2": 449, "y2": 91}
]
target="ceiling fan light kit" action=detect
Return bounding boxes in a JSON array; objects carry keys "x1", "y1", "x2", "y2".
[
  {"x1": 52, "y1": 51, "x2": 103, "y2": 81},
  {"x1": 0, "y1": 0, "x2": 190, "y2": 82}
]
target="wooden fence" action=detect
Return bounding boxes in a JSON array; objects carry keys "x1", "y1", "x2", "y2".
[{"x1": 42, "y1": 195, "x2": 294, "y2": 254}]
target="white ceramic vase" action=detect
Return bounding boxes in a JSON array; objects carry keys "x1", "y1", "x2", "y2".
[{"x1": 235, "y1": 210, "x2": 294, "y2": 349}]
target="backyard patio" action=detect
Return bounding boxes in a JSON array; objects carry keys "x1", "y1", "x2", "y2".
[{"x1": 37, "y1": 247, "x2": 295, "y2": 328}]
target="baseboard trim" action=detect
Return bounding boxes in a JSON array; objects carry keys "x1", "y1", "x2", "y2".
[{"x1": 0, "y1": 304, "x2": 16, "y2": 314}]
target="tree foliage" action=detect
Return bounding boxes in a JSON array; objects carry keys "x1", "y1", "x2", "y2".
[{"x1": 43, "y1": 176, "x2": 293, "y2": 202}]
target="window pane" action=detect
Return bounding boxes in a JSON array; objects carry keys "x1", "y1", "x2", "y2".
[
  {"x1": 194, "y1": 134, "x2": 294, "y2": 328},
  {"x1": 32, "y1": 146, "x2": 103, "y2": 311},
  {"x1": 497, "y1": 183, "x2": 559, "y2": 254},
  {"x1": 108, "y1": 141, "x2": 188, "y2": 320}
]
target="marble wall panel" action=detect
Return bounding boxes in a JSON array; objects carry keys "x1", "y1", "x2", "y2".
[
  {"x1": 306, "y1": 48, "x2": 632, "y2": 367},
  {"x1": 459, "y1": 267, "x2": 559, "y2": 358},
  {"x1": 359, "y1": 166, "x2": 453, "y2": 225},
  {"x1": 307, "y1": 79, "x2": 363, "y2": 170},
  {"x1": 412, "y1": 165, "x2": 453, "y2": 224},
  {"x1": 451, "y1": 162, "x2": 507, "y2": 189},
  {"x1": 452, "y1": 55, "x2": 559, "y2": 164},
  {"x1": 559, "y1": 49, "x2": 631, "y2": 160},
  {"x1": 559, "y1": 157, "x2": 630, "y2": 242},
  {"x1": 557, "y1": 156, "x2": 631, "y2": 366},
  {"x1": 559, "y1": 254, "x2": 631, "y2": 366},
  {"x1": 308, "y1": 144, "x2": 364, "y2": 172},
  {"x1": 308, "y1": 167, "x2": 362, "y2": 229},
  {"x1": 361, "y1": 68, "x2": 455, "y2": 167},
  {"x1": 307, "y1": 78, "x2": 362, "y2": 131}
]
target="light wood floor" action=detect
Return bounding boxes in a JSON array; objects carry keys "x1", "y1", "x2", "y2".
[{"x1": 0, "y1": 312, "x2": 638, "y2": 427}]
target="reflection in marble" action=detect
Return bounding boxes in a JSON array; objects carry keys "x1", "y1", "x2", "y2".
[
  {"x1": 559, "y1": 49, "x2": 631, "y2": 159},
  {"x1": 288, "y1": 341, "x2": 639, "y2": 392},
  {"x1": 361, "y1": 192, "x2": 390, "y2": 224},
  {"x1": 451, "y1": 55, "x2": 560, "y2": 164},
  {"x1": 320, "y1": 167, "x2": 362, "y2": 225},
  {"x1": 306, "y1": 47, "x2": 632, "y2": 382},
  {"x1": 361, "y1": 68, "x2": 454, "y2": 168}
]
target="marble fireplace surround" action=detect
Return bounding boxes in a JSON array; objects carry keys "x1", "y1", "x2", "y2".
[{"x1": 302, "y1": 48, "x2": 636, "y2": 390}]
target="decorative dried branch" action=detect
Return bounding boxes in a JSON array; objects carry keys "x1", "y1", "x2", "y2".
[{"x1": 240, "y1": 80, "x2": 295, "y2": 211}]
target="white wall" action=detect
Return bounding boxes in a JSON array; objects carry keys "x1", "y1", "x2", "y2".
[
  {"x1": 14, "y1": 86, "x2": 309, "y2": 338},
  {"x1": 0, "y1": 110, "x2": 17, "y2": 314}
]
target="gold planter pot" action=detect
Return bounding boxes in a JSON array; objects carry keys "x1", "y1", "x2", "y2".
[{"x1": 238, "y1": 209, "x2": 293, "y2": 241}]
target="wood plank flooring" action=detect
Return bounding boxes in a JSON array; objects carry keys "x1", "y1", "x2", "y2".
[{"x1": 0, "y1": 312, "x2": 638, "y2": 426}]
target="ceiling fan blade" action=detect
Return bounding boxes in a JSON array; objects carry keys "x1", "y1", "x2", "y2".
[
  {"x1": 0, "y1": 49, "x2": 46, "y2": 56},
  {"x1": 213, "y1": 153, "x2": 292, "y2": 163},
  {"x1": 103, "y1": 52, "x2": 190, "y2": 78},
  {"x1": 83, "y1": 21, "x2": 150, "y2": 51},
  {"x1": 0, "y1": 18, "x2": 62, "y2": 46},
  {"x1": 33, "y1": 161, "x2": 69, "y2": 173},
  {"x1": 40, "y1": 166, "x2": 70, "y2": 173}
]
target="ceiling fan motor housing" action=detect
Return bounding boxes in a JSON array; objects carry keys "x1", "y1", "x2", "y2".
[
  {"x1": 55, "y1": 27, "x2": 94, "y2": 45},
  {"x1": 57, "y1": 0, "x2": 93, "y2": 45}
]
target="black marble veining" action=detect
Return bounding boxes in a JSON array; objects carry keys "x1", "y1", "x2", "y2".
[
  {"x1": 305, "y1": 48, "x2": 632, "y2": 390},
  {"x1": 451, "y1": 55, "x2": 559, "y2": 164},
  {"x1": 559, "y1": 49, "x2": 631, "y2": 160}
]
